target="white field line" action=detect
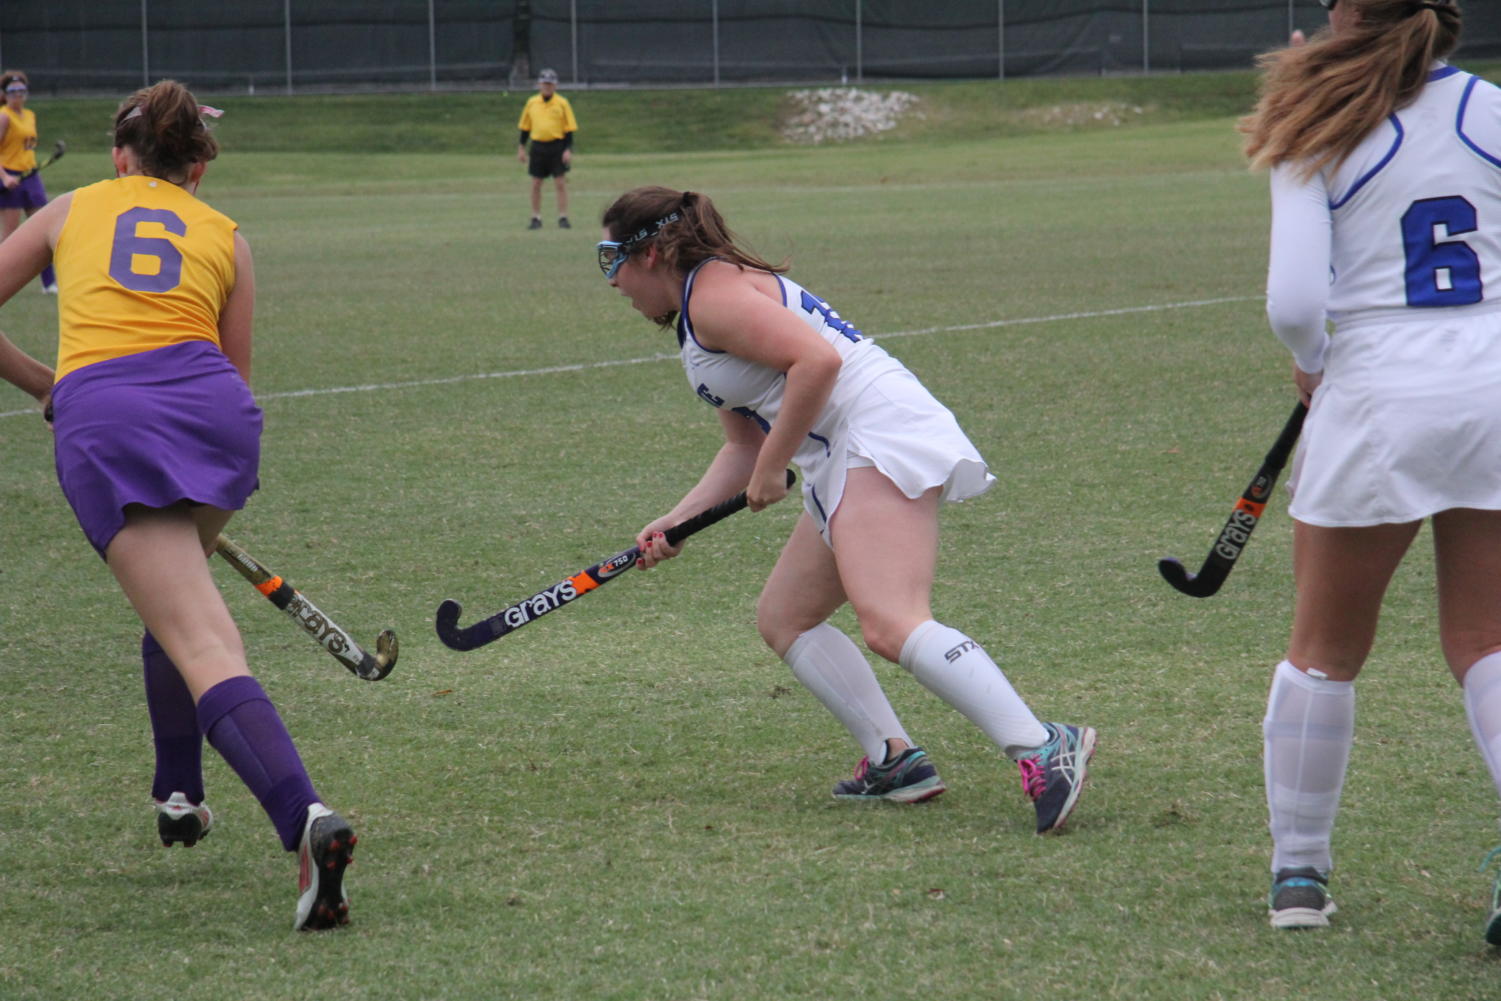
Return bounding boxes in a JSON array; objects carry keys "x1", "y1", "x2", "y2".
[{"x1": 0, "y1": 295, "x2": 1258, "y2": 420}]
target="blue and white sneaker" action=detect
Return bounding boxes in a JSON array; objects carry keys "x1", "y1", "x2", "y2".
[
  {"x1": 155, "y1": 792, "x2": 213, "y2": 848},
  {"x1": 1269, "y1": 866, "x2": 1336, "y2": 929},
  {"x1": 833, "y1": 747, "x2": 946, "y2": 803},
  {"x1": 1016, "y1": 722, "x2": 1096, "y2": 834},
  {"x1": 1481, "y1": 846, "x2": 1501, "y2": 945}
]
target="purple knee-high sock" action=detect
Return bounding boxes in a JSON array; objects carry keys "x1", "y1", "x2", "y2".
[
  {"x1": 40, "y1": 263, "x2": 56, "y2": 289},
  {"x1": 196, "y1": 676, "x2": 320, "y2": 851},
  {"x1": 143, "y1": 631, "x2": 205, "y2": 804}
]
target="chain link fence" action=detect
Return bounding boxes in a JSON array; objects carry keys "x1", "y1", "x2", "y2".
[{"x1": 3, "y1": 1, "x2": 1497, "y2": 95}]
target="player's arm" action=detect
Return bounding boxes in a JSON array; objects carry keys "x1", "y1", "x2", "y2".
[
  {"x1": 1265, "y1": 164, "x2": 1332, "y2": 390},
  {"x1": 636, "y1": 411, "x2": 764, "y2": 567},
  {"x1": 0, "y1": 193, "x2": 68, "y2": 303},
  {"x1": 218, "y1": 231, "x2": 255, "y2": 385},
  {"x1": 689, "y1": 263, "x2": 840, "y2": 511}
]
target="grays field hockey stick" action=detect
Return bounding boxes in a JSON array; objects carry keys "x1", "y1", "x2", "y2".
[
  {"x1": 435, "y1": 469, "x2": 796, "y2": 651},
  {"x1": 214, "y1": 534, "x2": 398, "y2": 680},
  {"x1": 37, "y1": 140, "x2": 65, "y2": 170},
  {"x1": 1158, "y1": 401, "x2": 1307, "y2": 597}
]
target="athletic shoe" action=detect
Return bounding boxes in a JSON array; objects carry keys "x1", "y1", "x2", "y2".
[
  {"x1": 1269, "y1": 865, "x2": 1336, "y2": 929},
  {"x1": 1016, "y1": 722, "x2": 1096, "y2": 834},
  {"x1": 527, "y1": 217, "x2": 543, "y2": 230},
  {"x1": 155, "y1": 792, "x2": 213, "y2": 847},
  {"x1": 294, "y1": 803, "x2": 356, "y2": 931},
  {"x1": 558, "y1": 216, "x2": 571, "y2": 229},
  {"x1": 1481, "y1": 846, "x2": 1501, "y2": 945},
  {"x1": 832, "y1": 747, "x2": 946, "y2": 803}
]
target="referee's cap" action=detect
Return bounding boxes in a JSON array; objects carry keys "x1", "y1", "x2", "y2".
[{"x1": 538, "y1": 68, "x2": 559, "y2": 84}]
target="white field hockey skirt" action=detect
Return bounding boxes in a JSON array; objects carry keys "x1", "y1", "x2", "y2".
[
  {"x1": 1288, "y1": 307, "x2": 1501, "y2": 527},
  {"x1": 800, "y1": 368, "x2": 994, "y2": 546}
]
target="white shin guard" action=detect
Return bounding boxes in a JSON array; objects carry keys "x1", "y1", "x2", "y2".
[{"x1": 897, "y1": 620, "x2": 1048, "y2": 758}]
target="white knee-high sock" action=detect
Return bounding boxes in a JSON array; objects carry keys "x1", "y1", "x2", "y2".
[
  {"x1": 1264, "y1": 659, "x2": 1354, "y2": 874},
  {"x1": 1462, "y1": 652, "x2": 1501, "y2": 807},
  {"x1": 784, "y1": 623, "x2": 911, "y2": 763},
  {"x1": 898, "y1": 620, "x2": 1049, "y2": 758}
]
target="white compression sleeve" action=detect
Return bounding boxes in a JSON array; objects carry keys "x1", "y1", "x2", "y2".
[
  {"x1": 784, "y1": 623, "x2": 910, "y2": 763},
  {"x1": 1263, "y1": 659, "x2": 1354, "y2": 874}
]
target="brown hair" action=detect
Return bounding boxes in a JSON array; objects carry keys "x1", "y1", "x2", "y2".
[
  {"x1": 1, "y1": 69, "x2": 29, "y2": 91},
  {"x1": 113, "y1": 80, "x2": 220, "y2": 182},
  {"x1": 601, "y1": 186, "x2": 787, "y2": 279},
  {"x1": 1240, "y1": 0, "x2": 1461, "y2": 177}
]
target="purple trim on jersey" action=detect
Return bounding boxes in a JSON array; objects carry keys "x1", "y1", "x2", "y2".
[
  {"x1": 1329, "y1": 115, "x2": 1404, "y2": 211},
  {"x1": 1429, "y1": 65, "x2": 1461, "y2": 83},
  {"x1": 808, "y1": 431, "x2": 831, "y2": 457},
  {"x1": 774, "y1": 273, "x2": 789, "y2": 308},
  {"x1": 677, "y1": 258, "x2": 726, "y2": 353},
  {"x1": 809, "y1": 484, "x2": 828, "y2": 526},
  {"x1": 1457, "y1": 76, "x2": 1501, "y2": 171}
]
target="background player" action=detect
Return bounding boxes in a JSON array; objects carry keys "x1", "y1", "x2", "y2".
[
  {"x1": 0, "y1": 69, "x2": 59, "y2": 293},
  {"x1": 1239, "y1": 0, "x2": 1501, "y2": 940},
  {"x1": 599, "y1": 185, "x2": 1095, "y2": 834}
]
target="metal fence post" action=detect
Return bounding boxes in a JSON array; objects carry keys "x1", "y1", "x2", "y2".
[
  {"x1": 998, "y1": 0, "x2": 1004, "y2": 80},
  {"x1": 141, "y1": 0, "x2": 150, "y2": 86},
  {"x1": 855, "y1": 0, "x2": 863, "y2": 83},
  {"x1": 428, "y1": 0, "x2": 437, "y2": 90},
  {"x1": 285, "y1": 0, "x2": 294, "y2": 93},
  {"x1": 712, "y1": 0, "x2": 720, "y2": 88},
  {"x1": 1142, "y1": 0, "x2": 1149, "y2": 74},
  {"x1": 571, "y1": 0, "x2": 579, "y2": 84}
]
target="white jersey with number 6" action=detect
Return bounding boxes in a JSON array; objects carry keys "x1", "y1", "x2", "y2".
[{"x1": 1267, "y1": 65, "x2": 1501, "y2": 527}]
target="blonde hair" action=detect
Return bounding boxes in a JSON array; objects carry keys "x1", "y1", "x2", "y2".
[{"x1": 1239, "y1": 0, "x2": 1461, "y2": 177}]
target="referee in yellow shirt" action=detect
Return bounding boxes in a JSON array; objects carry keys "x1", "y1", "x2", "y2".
[{"x1": 516, "y1": 68, "x2": 578, "y2": 230}]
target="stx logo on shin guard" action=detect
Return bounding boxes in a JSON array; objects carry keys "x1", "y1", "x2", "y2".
[{"x1": 944, "y1": 640, "x2": 979, "y2": 663}]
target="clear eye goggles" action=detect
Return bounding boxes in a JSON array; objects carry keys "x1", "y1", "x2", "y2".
[
  {"x1": 4, "y1": 85, "x2": 26, "y2": 95},
  {"x1": 596, "y1": 240, "x2": 630, "y2": 280},
  {"x1": 1317, "y1": 0, "x2": 1337, "y2": 8},
  {"x1": 594, "y1": 210, "x2": 682, "y2": 280}
]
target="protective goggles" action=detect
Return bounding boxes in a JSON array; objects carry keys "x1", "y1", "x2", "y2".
[
  {"x1": 4, "y1": 85, "x2": 26, "y2": 95},
  {"x1": 1317, "y1": 0, "x2": 1335, "y2": 7},
  {"x1": 594, "y1": 210, "x2": 682, "y2": 279}
]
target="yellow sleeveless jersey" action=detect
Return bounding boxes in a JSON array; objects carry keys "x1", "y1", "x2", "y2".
[
  {"x1": 0, "y1": 106, "x2": 38, "y2": 172},
  {"x1": 53, "y1": 175, "x2": 238, "y2": 381}
]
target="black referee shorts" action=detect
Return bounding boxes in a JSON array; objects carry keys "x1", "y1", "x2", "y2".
[{"x1": 527, "y1": 139, "x2": 571, "y2": 179}]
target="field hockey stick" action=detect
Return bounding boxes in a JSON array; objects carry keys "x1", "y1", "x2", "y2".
[
  {"x1": 1158, "y1": 401, "x2": 1307, "y2": 598},
  {"x1": 435, "y1": 468, "x2": 796, "y2": 651},
  {"x1": 36, "y1": 140, "x2": 65, "y2": 171},
  {"x1": 214, "y1": 534, "x2": 398, "y2": 680}
]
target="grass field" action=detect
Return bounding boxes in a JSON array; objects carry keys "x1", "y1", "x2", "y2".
[{"x1": 4, "y1": 73, "x2": 1501, "y2": 1000}]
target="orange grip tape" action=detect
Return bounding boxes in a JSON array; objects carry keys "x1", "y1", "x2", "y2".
[
  {"x1": 569, "y1": 571, "x2": 599, "y2": 594},
  {"x1": 256, "y1": 575, "x2": 283, "y2": 596}
]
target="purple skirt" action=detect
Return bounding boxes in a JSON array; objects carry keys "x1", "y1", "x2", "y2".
[
  {"x1": 52, "y1": 341, "x2": 262, "y2": 557},
  {"x1": 0, "y1": 169, "x2": 48, "y2": 210}
]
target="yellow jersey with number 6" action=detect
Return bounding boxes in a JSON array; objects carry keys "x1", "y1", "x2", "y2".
[{"x1": 53, "y1": 175, "x2": 238, "y2": 381}]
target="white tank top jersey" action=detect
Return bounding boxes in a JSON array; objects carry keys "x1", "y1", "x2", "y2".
[
  {"x1": 677, "y1": 260, "x2": 908, "y2": 462},
  {"x1": 676, "y1": 259, "x2": 994, "y2": 540}
]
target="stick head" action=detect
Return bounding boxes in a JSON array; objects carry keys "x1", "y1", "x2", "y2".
[{"x1": 1157, "y1": 556, "x2": 1224, "y2": 598}]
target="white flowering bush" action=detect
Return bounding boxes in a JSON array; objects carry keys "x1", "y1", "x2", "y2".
[{"x1": 781, "y1": 87, "x2": 922, "y2": 145}]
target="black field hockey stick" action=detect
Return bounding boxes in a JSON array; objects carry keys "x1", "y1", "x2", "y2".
[
  {"x1": 36, "y1": 140, "x2": 65, "y2": 171},
  {"x1": 1158, "y1": 401, "x2": 1307, "y2": 598},
  {"x1": 435, "y1": 469, "x2": 796, "y2": 651},
  {"x1": 214, "y1": 534, "x2": 398, "y2": 680}
]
